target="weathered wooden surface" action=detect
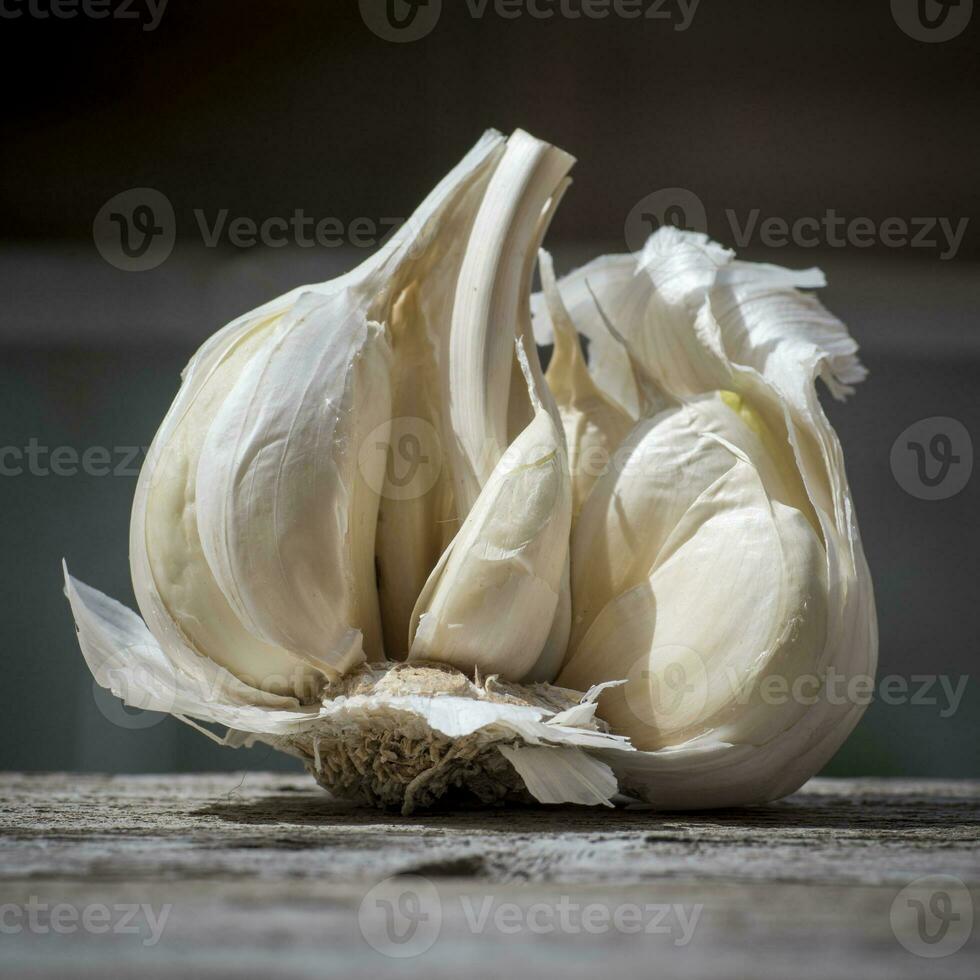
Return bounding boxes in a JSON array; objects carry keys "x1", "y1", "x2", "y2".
[{"x1": 0, "y1": 774, "x2": 977, "y2": 979}]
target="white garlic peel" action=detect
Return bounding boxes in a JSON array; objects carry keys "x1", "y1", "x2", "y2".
[{"x1": 65, "y1": 130, "x2": 876, "y2": 811}]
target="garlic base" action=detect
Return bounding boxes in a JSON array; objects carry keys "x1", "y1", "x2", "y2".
[{"x1": 251, "y1": 662, "x2": 595, "y2": 814}]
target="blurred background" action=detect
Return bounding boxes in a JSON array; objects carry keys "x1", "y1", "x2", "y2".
[{"x1": 1, "y1": 0, "x2": 976, "y2": 777}]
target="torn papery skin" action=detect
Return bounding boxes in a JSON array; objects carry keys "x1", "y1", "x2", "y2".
[
  {"x1": 65, "y1": 132, "x2": 876, "y2": 813},
  {"x1": 65, "y1": 570, "x2": 632, "y2": 814}
]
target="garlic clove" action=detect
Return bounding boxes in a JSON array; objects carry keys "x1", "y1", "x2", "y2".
[
  {"x1": 550, "y1": 226, "x2": 876, "y2": 805},
  {"x1": 195, "y1": 293, "x2": 393, "y2": 675},
  {"x1": 408, "y1": 340, "x2": 572, "y2": 682},
  {"x1": 560, "y1": 406, "x2": 828, "y2": 751},
  {"x1": 131, "y1": 308, "x2": 327, "y2": 699}
]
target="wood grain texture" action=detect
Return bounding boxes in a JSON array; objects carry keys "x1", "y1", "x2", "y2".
[{"x1": 0, "y1": 774, "x2": 977, "y2": 979}]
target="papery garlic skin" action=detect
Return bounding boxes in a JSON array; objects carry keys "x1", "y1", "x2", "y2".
[
  {"x1": 540, "y1": 250, "x2": 634, "y2": 521},
  {"x1": 195, "y1": 296, "x2": 393, "y2": 675},
  {"x1": 133, "y1": 308, "x2": 325, "y2": 700},
  {"x1": 374, "y1": 286, "x2": 455, "y2": 660},
  {"x1": 446, "y1": 130, "x2": 575, "y2": 517},
  {"x1": 538, "y1": 227, "x2": 877, "y2": 806}
]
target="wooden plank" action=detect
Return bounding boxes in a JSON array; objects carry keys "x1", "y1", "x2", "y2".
[{"x1": 0, "y1": 774, "x2": 977, "y2": 979}]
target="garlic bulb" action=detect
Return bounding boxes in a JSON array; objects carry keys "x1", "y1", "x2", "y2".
[{"x1": 65, "y1": 132, "x2": 876, "y2": 813}]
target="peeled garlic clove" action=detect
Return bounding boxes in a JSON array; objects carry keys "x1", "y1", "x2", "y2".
[{"x1": 408, "y1": 341, "x2": 572, "y2": 681}]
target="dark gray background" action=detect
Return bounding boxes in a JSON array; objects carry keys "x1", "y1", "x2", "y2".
[{"x1": 0, "y1": 0, "x2": 976, "y2": 777}]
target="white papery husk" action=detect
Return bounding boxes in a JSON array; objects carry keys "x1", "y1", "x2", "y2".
[{"x1": 65, "y1": 569, "x2": 633, "y2": 813}]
